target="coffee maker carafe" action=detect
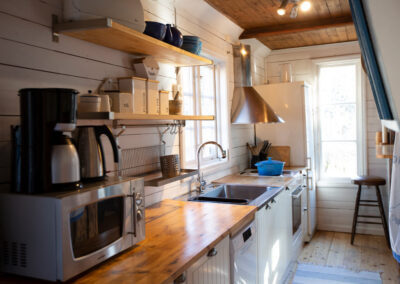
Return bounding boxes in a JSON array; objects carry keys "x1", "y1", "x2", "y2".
[{"x1": 18, "y1": 88, "x2": 81, "y2": 193}]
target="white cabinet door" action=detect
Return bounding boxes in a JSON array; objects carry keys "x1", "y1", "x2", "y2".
[
  {"x1": 269, "y1": 190, "x2": 292, "y2": 284},
  {"x1": 186, "y1": 236, "x2": 230, "y2": 284},
  {"x1": 257, "y1": 201, "x2": 275, "y2": 284}
]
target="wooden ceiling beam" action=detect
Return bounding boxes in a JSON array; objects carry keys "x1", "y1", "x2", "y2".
[{"x1": 239, "y1": 15, "x2": 354, "y2": 39}]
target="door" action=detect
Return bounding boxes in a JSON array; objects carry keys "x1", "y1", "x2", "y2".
[{"x1": 186, "y1": 236, "x2": 230, "y2": 284}]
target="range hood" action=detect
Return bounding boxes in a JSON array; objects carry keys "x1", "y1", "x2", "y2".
[{"x1": 231, "y1": 44, "x2": 284, "y2": 124}]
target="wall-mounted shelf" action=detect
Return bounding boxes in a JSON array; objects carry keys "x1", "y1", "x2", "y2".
[
  {"x1": 143, "y1": 169, "x2": 198, "y2": 187},
  {"x1": 77, "y1": 112, "x2": 214, "y2": 127},
  {"x1": 376, "y1": 144, "x2": 394, "y2": 159},
  {"x1": 78, "y1": 112, "x2": 214, "y2": 121},
  {"x1": 53, "y1": 18, "x2": 213, "y2": 66}
]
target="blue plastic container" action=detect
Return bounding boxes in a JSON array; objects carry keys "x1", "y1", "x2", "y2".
[{"x1": 255, "y1": 158, "x2": 285, "y2": 176}]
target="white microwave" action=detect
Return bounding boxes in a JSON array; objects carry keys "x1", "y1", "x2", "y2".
[{"x1": 0, "y1": 177, "x2": 145, "y2": 282}]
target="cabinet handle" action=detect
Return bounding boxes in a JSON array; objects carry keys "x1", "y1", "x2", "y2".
[
  {"x1": 271, "y1": 198, "x2": 276, "y2": 203},
  {"x1": 265, "y1": 204, "x2": 271, "y2": 210},
  {"x1": 207, "y1": 248, "x2": 218, "y2": 257},
  {"x1": 303, "y1": 207, "x2": 308, "y2": 212},
  {"x1": 174, "y1": 273, "x2": 186, "y2": 283},
  {"x1": 285, "y1": 187, "x2": 289, "y2": 191}
]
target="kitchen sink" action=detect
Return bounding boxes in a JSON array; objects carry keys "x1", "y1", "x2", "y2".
[
  {"x1": 187, "y1": 184, "x2": 281, "y2": 207},
  {"x1": 201, "y1": 184, "x2": 267, "y2": 200}
]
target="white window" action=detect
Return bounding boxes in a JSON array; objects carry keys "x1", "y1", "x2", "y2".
[
  {"x1": 315, "y1": 59, "x2": 365, "y2": 184},
  {"x1": 178, "y1": 64, "x2": 228, "y2": 169}
]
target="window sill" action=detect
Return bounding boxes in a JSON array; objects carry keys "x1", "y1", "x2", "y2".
[
  {"x1": 186, "y1": 158, "x2": 229, "y2": 176},
  {"x1": 317, "y1": 180, "x2": 358, "y2": 189}
]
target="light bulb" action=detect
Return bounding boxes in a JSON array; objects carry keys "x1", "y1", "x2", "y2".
[
  {"x1": 277, "y1": 8, "x2": 286, "y2": 15},
  {"x1": 240, "y1": 48, "x2": 247, "y2": 56},
  {"x1": 300, "y1": 1, "x2": 311, "y2": 11}
]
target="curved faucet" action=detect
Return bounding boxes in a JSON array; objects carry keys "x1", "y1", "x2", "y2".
[{"x1": 197, "y1": 141, "x2": 227, "y2": 193}]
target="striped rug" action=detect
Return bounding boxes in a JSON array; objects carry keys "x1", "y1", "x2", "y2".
[{"x1": 293, "y1": 263, "x2": 382, "y2": 284}]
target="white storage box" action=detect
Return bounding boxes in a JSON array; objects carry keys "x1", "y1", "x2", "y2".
[
  {"x1": 118, "y1": 77, "x2": 147, "y2": 114},
  {"x1": 106, "y1": 92, "x2": 133, "y2": 113},
  {"x1": 147, "y1": 79, "x2": 159, "y2": 114},
  {"x1": 159, "y1": 90, "x2": 170, "y2": 115}
]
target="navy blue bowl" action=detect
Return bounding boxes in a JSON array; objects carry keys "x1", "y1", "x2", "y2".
[{"x1": 144, "y1": 21, "x2": 167, "y2": 40}]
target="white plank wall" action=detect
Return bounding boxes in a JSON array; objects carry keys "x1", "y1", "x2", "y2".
[
  {"x1": 265, "y1": 41, "x2": 387, "y2": 235},
  {"x1": 0, "y1": 0, "x2": 268, "y2": 206}
]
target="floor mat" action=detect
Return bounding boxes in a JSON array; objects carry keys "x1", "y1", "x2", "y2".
[{"x1": 293, "y1": 263, "x2": 382, "y2": 284}]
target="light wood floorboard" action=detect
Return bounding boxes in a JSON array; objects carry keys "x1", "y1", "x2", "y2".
[{"x1": 298, "y1": 231, "x2": 400, "y2": 284}]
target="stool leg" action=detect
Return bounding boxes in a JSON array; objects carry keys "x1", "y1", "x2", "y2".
[
  {"x1": 351, "y1": 185, "x2": 361, "y2": 245},
  {"x1": 375, "y1": 185, "x2": 391, "y2": 248}
]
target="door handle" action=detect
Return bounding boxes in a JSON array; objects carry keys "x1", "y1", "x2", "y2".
[{"x1": 174, "y1": 273, "x2": 186, "y2": 283}]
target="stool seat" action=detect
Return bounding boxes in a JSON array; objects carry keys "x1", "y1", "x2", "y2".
[{"x1": 351, "y1": 175, "x2": 386, "y2": 186}]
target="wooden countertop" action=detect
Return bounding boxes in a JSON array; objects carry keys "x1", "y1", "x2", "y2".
[
  {"x1": 213, "y1": 174, "x2": 295, "y2": 187},
  {"x1": 0, "y1": 200, "x2": 256, "y2": 284}
]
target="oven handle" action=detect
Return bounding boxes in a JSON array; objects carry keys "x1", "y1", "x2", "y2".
[
  {"x1": 127, "y1": 194, "x2": 136, "y2": 236},
  {"x1": 291, "y1": 185, "x2": 305, "y2": 199}
]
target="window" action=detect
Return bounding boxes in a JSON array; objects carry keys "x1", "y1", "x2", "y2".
[
  {"x1": 316, "y1": 59, "x2": 365, "y2": 183},
  {"x1": 178, "y1": 64, "x2": 227, "y2": 168}
]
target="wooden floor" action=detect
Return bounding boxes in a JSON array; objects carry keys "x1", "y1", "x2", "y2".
[{"x1": 298, "y1": 231, "x2": 400, "y2": 284}]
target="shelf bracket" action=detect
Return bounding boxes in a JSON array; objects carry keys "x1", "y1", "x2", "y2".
[{"x1": 52, "y1": 14, "x2": 59, "y2": 43}]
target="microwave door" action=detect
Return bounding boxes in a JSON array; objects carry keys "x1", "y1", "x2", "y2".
[{"x1": 59, "y1": 182, "x2": 133, "y2": 281}]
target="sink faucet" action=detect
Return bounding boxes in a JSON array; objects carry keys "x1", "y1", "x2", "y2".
[{"x1": 196, "y1": 141, "x2": 227, "y2": 193}]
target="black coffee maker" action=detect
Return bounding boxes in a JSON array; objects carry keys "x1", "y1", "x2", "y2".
[{"x1": 15, "y1": 88, "x2": 82, "y2": 193}]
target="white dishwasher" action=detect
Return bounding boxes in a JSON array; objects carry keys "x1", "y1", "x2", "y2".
[{"x1": 230, "y1": 220, "x2": 257, "y2": 284}]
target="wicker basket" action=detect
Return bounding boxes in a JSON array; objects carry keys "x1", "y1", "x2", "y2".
[{"x1": 160, "y1": 154, "x2": 181, "y2": 177}]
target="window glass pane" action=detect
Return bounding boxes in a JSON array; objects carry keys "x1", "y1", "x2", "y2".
[
  {"x1": 319, "y1": 65, "x2": 356, "y2": 105},
  {"x1": 321, "y1": 142, "x2": 357, "y2": 177},
  {"x1": 200, "y1": 66, "x2": 215, "y2": 116},
  {"x1": 320, "y1": 104, "x2": 356, "y2": 140},
  {"x1": 181, "y1": 67, "x2": 194, "y2": 115},
  {"x1": 184, "y1": 120, "x2": 196, "y2": 162},
  {"x1": 201, "y1": 121, "x2": 217, "y2": 159}
]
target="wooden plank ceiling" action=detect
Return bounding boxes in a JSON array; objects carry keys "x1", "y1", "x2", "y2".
[{"x1": 204, "y1": 0, "x2": 357, "y2": 50}]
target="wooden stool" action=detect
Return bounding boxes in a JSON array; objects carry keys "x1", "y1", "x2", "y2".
[{"x1": 351, "y1": 176, "x2": 390, "y2": 247}]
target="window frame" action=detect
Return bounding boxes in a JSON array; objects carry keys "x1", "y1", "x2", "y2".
[
  {"x1": 314, "y1": 56, "x2": 367, "y2": 186},
  {"x1": 178, "y1": 63, "x2": 228, "y2": 170}
]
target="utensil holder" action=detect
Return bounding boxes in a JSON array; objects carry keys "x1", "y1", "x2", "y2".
[
  {"x1": 160, "y1": 154, "x2": 181, "y2": 177},
  {"x1": 169, "y1": 100, "x2": 182, "y2": 115}
]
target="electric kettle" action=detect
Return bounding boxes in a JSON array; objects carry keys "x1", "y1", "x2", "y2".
[{"x1": 75, "y1": 125, "x2": 119, "y2": 180}]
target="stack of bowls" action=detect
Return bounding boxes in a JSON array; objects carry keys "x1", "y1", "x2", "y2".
[{"x1": 181, "y1": 36, "x2": 202, "y2": 55}]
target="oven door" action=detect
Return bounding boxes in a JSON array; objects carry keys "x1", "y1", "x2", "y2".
[
  {"x1": 58, "y1": 180, "x2": 134, "y2": 281},
  {"x1": 292, "y1": 186, "x2": 304, "y2": 236}
]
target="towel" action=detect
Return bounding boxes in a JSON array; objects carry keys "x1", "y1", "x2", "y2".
[{"x1": 389, "y1": 132, "x2": 400, "y2": 262}]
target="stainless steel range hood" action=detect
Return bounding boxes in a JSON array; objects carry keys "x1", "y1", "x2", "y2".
[{"x1": 231, "y1": 44, "x2": 284, "y2": 124}]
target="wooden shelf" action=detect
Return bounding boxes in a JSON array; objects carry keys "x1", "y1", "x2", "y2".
[
  {"x1": 376, "y1": 144, "x2": 394, "y2": 159},
  {"x1": 77, "y1": 112, "x2": 214, "y2": 121},
  {"x1": 54, "y1": 18, "x2": 213, "y2": 66},
  {"x1": 143, "y1": 169, "x2": 198, "y2": 187}
]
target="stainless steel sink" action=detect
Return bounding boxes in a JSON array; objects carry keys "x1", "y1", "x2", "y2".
[
  {"x1": 201, "y1": 184, "x2": 267, "y2": 200},
  {"x1": 188, "y1": 184, "x2": 276, "y2": 207}
]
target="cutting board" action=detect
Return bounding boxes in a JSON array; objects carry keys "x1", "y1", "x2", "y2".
[{"x1": 268, "y1": 146, "x2": 290, "y2": 166}]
